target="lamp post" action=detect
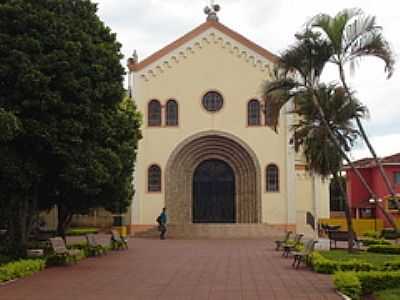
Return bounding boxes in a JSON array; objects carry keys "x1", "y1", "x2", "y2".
[{"x1": 369, "y1": 198, "x2": 383, "y2": 232}]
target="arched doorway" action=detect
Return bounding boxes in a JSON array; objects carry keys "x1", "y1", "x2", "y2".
[
  {"x1": 193, "y1": 159, "x2": 235, "y2": 223},
  {"x1": 165, "y1": 131, "x2": 261, "y2": 225}
]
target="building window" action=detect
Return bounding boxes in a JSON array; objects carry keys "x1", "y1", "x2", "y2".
[
  {"x1": 202, "y1": 91, "x2": 223, "y2": 112},
  {"x1": 266, "y1": 164, "x2": 279, "y2": 192},
  {"x1": 148, "y1": 100, "x2": 161, "y2": 126},
  {"x1": 395, "y1": 172, "x2": 400, "y2": 185},
  {"x1": 166, "y1": 100, "x2": 178, "y2": 126},
  {"x1": 148, "y1": 165, "x2": 161, "y2": 192},
  {"x1": 247, "y1": 99, "x2": 261, "y2": 126}
]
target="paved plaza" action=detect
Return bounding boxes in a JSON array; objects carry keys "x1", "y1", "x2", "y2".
[{"x1": 0, "y1": 238, "x2": 340, "y2": 300}]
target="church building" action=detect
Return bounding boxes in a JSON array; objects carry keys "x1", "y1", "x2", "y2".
[{"x1": 127, "y1": 6, "x2": 330, "y2": 238}]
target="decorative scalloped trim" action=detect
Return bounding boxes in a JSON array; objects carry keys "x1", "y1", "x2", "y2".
[{"x1": 138, "y1": 30, "x2": 275, "y2": 82}]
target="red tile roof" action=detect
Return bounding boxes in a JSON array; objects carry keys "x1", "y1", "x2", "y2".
[{"x1": 346, "y1": 153, "x2": 400, "y2": 169}]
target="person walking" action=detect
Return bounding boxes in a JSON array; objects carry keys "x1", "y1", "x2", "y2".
[{"x1": 157, "y1": 207, "x2": 167, "y2": 240}]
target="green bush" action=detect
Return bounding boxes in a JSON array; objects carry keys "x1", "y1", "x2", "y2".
[
  {"x1": 333, "y1": 271, "x2": 400, "y2": 299},
  {"x1": 45, "y1": 249, "x2": 85, "y2": 267},
  {"x1": 310, "y1": 252, "x2": 374, "y2": 274},
  {"x1": 69, "y1": 244, "x2": 105, "y2": 257},
  {"x1": 0, "y1": 259, "x2": 45, "y2": 282},
  {"x1": 66, "y1": 227, "x2": 99, "y2": 236},
  {"x1": 367, "y1": 245, "x2": 400, "y2": 254},
  {"x1": 361, "y1": 239, "x2": 391, "y2": 246},
  {"x1": 383, "y1": 260, "x2": 400, "y2": 271},
  {"x1": 363, "y1": 231, "x2": 381, "y2": 239},
  {"x1": 357, "y1": 271, "x2": 400, "y2": 295},
  {"x1": 333, "y1": 272, "x2": 361, "y2": 300},
  {"x1": 381, "y1": 229, "x2": 400, "y2": 240}
]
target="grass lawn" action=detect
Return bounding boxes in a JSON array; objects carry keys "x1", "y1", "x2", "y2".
[
  {"x1": 319, "y1": 249, "x2": 400, "y2": 267},
  {"x1": 374, "y1": 288, "x2": 400, "y2": 300}
]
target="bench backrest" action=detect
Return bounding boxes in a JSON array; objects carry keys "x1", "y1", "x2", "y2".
[
  {"x1": 86, "y1": 234, "x2": 97, "y2": 247},
  {"x1": 303, "y1": 239, "x2": 318, "y2": 255},
  {"x1": 49, "y1": 237, "x2": 68, "y2": 254},
  {"x1": 294, "y1": 233, "x2": 304, "y2": 244},
  {"x1": 111, "y1": 229, "x2": 122, "y2": 242},
  {"x1": 95, "y1": 234, "x2": 112, "y2": 248},
  {"x1": 328, "y1": 231, "x2": 355, "y2": 241},
  {"x1": 66, "y1": 236, "x2": 87, "y2": 247}
]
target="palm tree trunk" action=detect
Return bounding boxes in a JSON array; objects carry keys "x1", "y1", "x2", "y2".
[
  {"x1": 338, "y1": 65, "x2": 399, "y2": 211},
  {"x1": 309, "y1": 91, "x2": 399, "y2": 230},
  {"x1": 332, "y1": 171, "x2": 355, "y2": 252}
]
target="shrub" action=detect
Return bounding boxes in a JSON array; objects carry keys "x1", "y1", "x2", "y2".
[
  {"x1": 45, "y1": 249, "x2": 85, "y2": 267},
  {"x1": 333, "y1": 271, "x2": 400, "y2": 299},
  {"x1": 357, "y1": 271, "x2": 400, "y2": 295},
  {"x1": 0, "y1": 259, "x2": 45, "y2": 282},
  {"x1": 69, "y1": 244, "x2": 105, "y2": 257},
  {"x1": 381, "y1": 229, "x2": 400, "y2": 240},
  {"x1": 367, "y1": 245, "x2": 400, "y2": 254},
  {"x1": 333, "y1": 272, "x2": 361, "y2": 300},
  {"x1": 66, "y1": 227, "x2": 99, "y2": 236},
  {"x1": 310, "y1": 252, "x2": 374, "y2": 274},
  {"x1": 383, "y1": 260, "x2": 400, "y2": 271},
  {"x1": 361, "y1": 239, "x2": 391, "y2": 246},
  {"x1": 363, "y1": 231, "x2": 381, "y2": 239}
]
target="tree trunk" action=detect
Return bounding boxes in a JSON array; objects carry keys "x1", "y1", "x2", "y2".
[
  {"x1": 338, "y1": 64, "x2": 399, "y2": 211},
  {"x1": 57, "y1": 205, "x2": 73, "y2": 239},
  {"x1": 333, "y1": 172, "x2": 355, "y2": 252},
  {"x1": 309, "y1": 91, "x2": 399, "y2": 230}
]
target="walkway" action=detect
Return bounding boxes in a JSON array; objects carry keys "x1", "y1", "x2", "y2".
[{"x1": 0, "y1": 239, "x2": 340, "y2": 300}]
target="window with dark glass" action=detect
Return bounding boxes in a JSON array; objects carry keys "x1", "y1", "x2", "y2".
[
  {"x1": 202, "y1": 91, "x2": 223, "y2": 112},
  {"x1": 148, "y1": 165, "x2": 161, "y2": 192},
  {"x1": 395, "y1": 172, "x2": 400, "y2": 185},
  {"x1": 266, "y1": 164, "x2": 279, "y2": 192},
  {"x1": 148, "y1": 100, "x2": 161, "y2": 126},
  {"x1": 166, "y1": 100, "x2": 178, "y2": 126},
  {"x1": 247, "y1": 99, "x2": 261, "y2": 126}
]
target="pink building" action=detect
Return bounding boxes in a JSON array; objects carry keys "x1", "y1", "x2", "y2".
[{"x1": 345, "y1": 153, "x2": 400, "y2": 226}]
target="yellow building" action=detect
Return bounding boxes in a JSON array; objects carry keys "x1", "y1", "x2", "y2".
[{"x1": 127, "y1": 9, "x2": 329, "y2": 238}]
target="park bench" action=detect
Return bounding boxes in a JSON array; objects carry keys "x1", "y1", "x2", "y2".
[
  {"x1": 86, "y1": 234, "x2": 110, "y2": 255},
  {"x1": 111, "y1": 229, "x2": 128, "y2": 250},
  {"x1": 275, "y1": 231, "x2": 292, "y2": 251},
  {"x1": 65, "y1": 235, "x2": 87, "y2": 247},
  {"x1": 327, "y1": 230, "x2": 361, "y2": 249},
  {"x1": 49, "y1": 237, "x2": 82, "y2": 263},
  {"x1": 292, "y1": 239, "x2": 318, "y2": 269},
  {"x1": 282, "y1": 233, "x2": 304, "y2": 257}
]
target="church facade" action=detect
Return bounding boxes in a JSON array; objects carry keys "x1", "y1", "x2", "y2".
[{"x1": 127, "y1": 14, "x2": 330, "y2": 237}]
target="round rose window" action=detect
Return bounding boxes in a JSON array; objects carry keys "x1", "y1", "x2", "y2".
[{"x1": 202, "y1": 91, "x2": 223, "y2": 112}]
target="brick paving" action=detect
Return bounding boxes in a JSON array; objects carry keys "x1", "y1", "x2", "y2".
[{"x1": 0, "y1": 239, "x2": 341, "y2": 300}]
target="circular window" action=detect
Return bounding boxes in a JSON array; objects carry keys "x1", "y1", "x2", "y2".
[{"x1": 202, "y1": 91, "x2": 223, "y2": 112}]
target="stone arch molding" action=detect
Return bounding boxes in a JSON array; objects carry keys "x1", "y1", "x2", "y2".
[
  {"x1": 138, "y1": 30, "x2": 275, "y2": 82},
  {"x1": 165, "y1": 131, "x2": 262, "y2": 225}
]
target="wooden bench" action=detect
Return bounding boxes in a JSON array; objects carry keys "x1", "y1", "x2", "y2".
[
  {"x1": 86, "y1": 234, "x2": 111, "y2": 255},
  {"x1": 111, "y1": 229, "x2": 128, "y2": 250},
  {"x1": 327, "y1": 230, "x2": 360, "y2": 249},
  {"x1": 282, "y1": 234, "x2": 304, "y2": 257},
  {"x1": 49, "y1": 237, "x2": 82, "y2": 263},
  {"x1": 292, "y1": 239, "x2": 318, "y2": 269},
  {"x1": 65, "y1": 236, "x2": 87, "y2": 247},
  {"x1": 275, "y1": 231, "x2": 292, "y2": 251}
]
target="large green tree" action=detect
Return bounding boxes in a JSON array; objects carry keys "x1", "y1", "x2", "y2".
[{"x1": 0, "y1": 0, "x2": 141, "y2": 251}]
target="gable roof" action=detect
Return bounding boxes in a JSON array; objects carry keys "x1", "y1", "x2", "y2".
[
  {"x1": 128, "y1": 19, "x2": 279, "y2": 72},
  {"x1": 345, "y1": 153, "x2": 400, "y2": 169}
]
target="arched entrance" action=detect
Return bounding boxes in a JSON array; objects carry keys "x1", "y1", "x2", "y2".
[
  {"x1": 165, "y1": 131, "x2": 261, "y2": 225},
  {"x1": 193, "y1": 159, "x2": 235, "y2": 223}
]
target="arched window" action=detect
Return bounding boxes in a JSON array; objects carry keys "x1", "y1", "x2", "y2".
[
  {"x1": 148, "y1": 100, "x2": 161, "y2": 126},
  {"x1": 148, "y1": 165, "x2": 161, "y2": 192},
  {"x1": 248, "y1": 99, "x2": 261, "y2": 126},
  {"x1": 266, "y1": 164, "x2": 279, "y2": 192},
  {"x1": 166, "y1": 100, "x2": 178, "y2": 126}
]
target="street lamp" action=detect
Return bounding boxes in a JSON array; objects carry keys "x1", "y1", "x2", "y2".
[{"x1": 369, "y1": 198, "x2": 383, "y2": 232}]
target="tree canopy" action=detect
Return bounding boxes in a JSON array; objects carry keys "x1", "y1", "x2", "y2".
[{"x1": 0, "y1": 0, "x2": 142, "y2": 248}]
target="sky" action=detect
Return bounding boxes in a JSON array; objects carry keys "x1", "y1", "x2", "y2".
[{"x1": 95, "y1": 0, "x2": 400, "y2": 160}]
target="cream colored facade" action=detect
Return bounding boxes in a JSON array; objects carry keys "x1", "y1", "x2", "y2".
[{"x1": 128, "y1": 18, "x2": 330, "y2": 235}]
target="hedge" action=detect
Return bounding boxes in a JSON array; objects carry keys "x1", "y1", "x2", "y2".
[
  {"x1": 46, "y1": 249, "x2": 86, "y2": 267},
  {"x1": 334, "y1": 271, "x2": 400, "y2": 299},
  {"x1": 310, "y1": 252, "x2": 374, "y2": 274},
  {"x1": 367, "y1": 245, "x2": 400, "y2": 255},
  {"x1": 360, "y1": 239, "x2": 391, "y2": 246},
  {"x1": 66, "y1": 227, "x2": 99, "y2": 236},
  {"x1": 0, "y1": 259, "x2": 45, "y2": 283}
]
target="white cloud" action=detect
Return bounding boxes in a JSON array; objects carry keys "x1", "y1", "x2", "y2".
[
  {"x1": 94, "y1": 0, "x2": 400, "y2": 158},
  {"x1": 351, "y1": 134, "x2": 400, "y2": 159}
]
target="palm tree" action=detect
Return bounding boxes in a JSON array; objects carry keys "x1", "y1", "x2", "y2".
[
  {"x1": 263, "y1": 30, "x2": 399, "y2": 230},
  {"x1": 290, "y1": 84, "x2": 367, "y2": 251},
  {"x1": 309, "y1": 8, "x2": 398, "y2": 209}
]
